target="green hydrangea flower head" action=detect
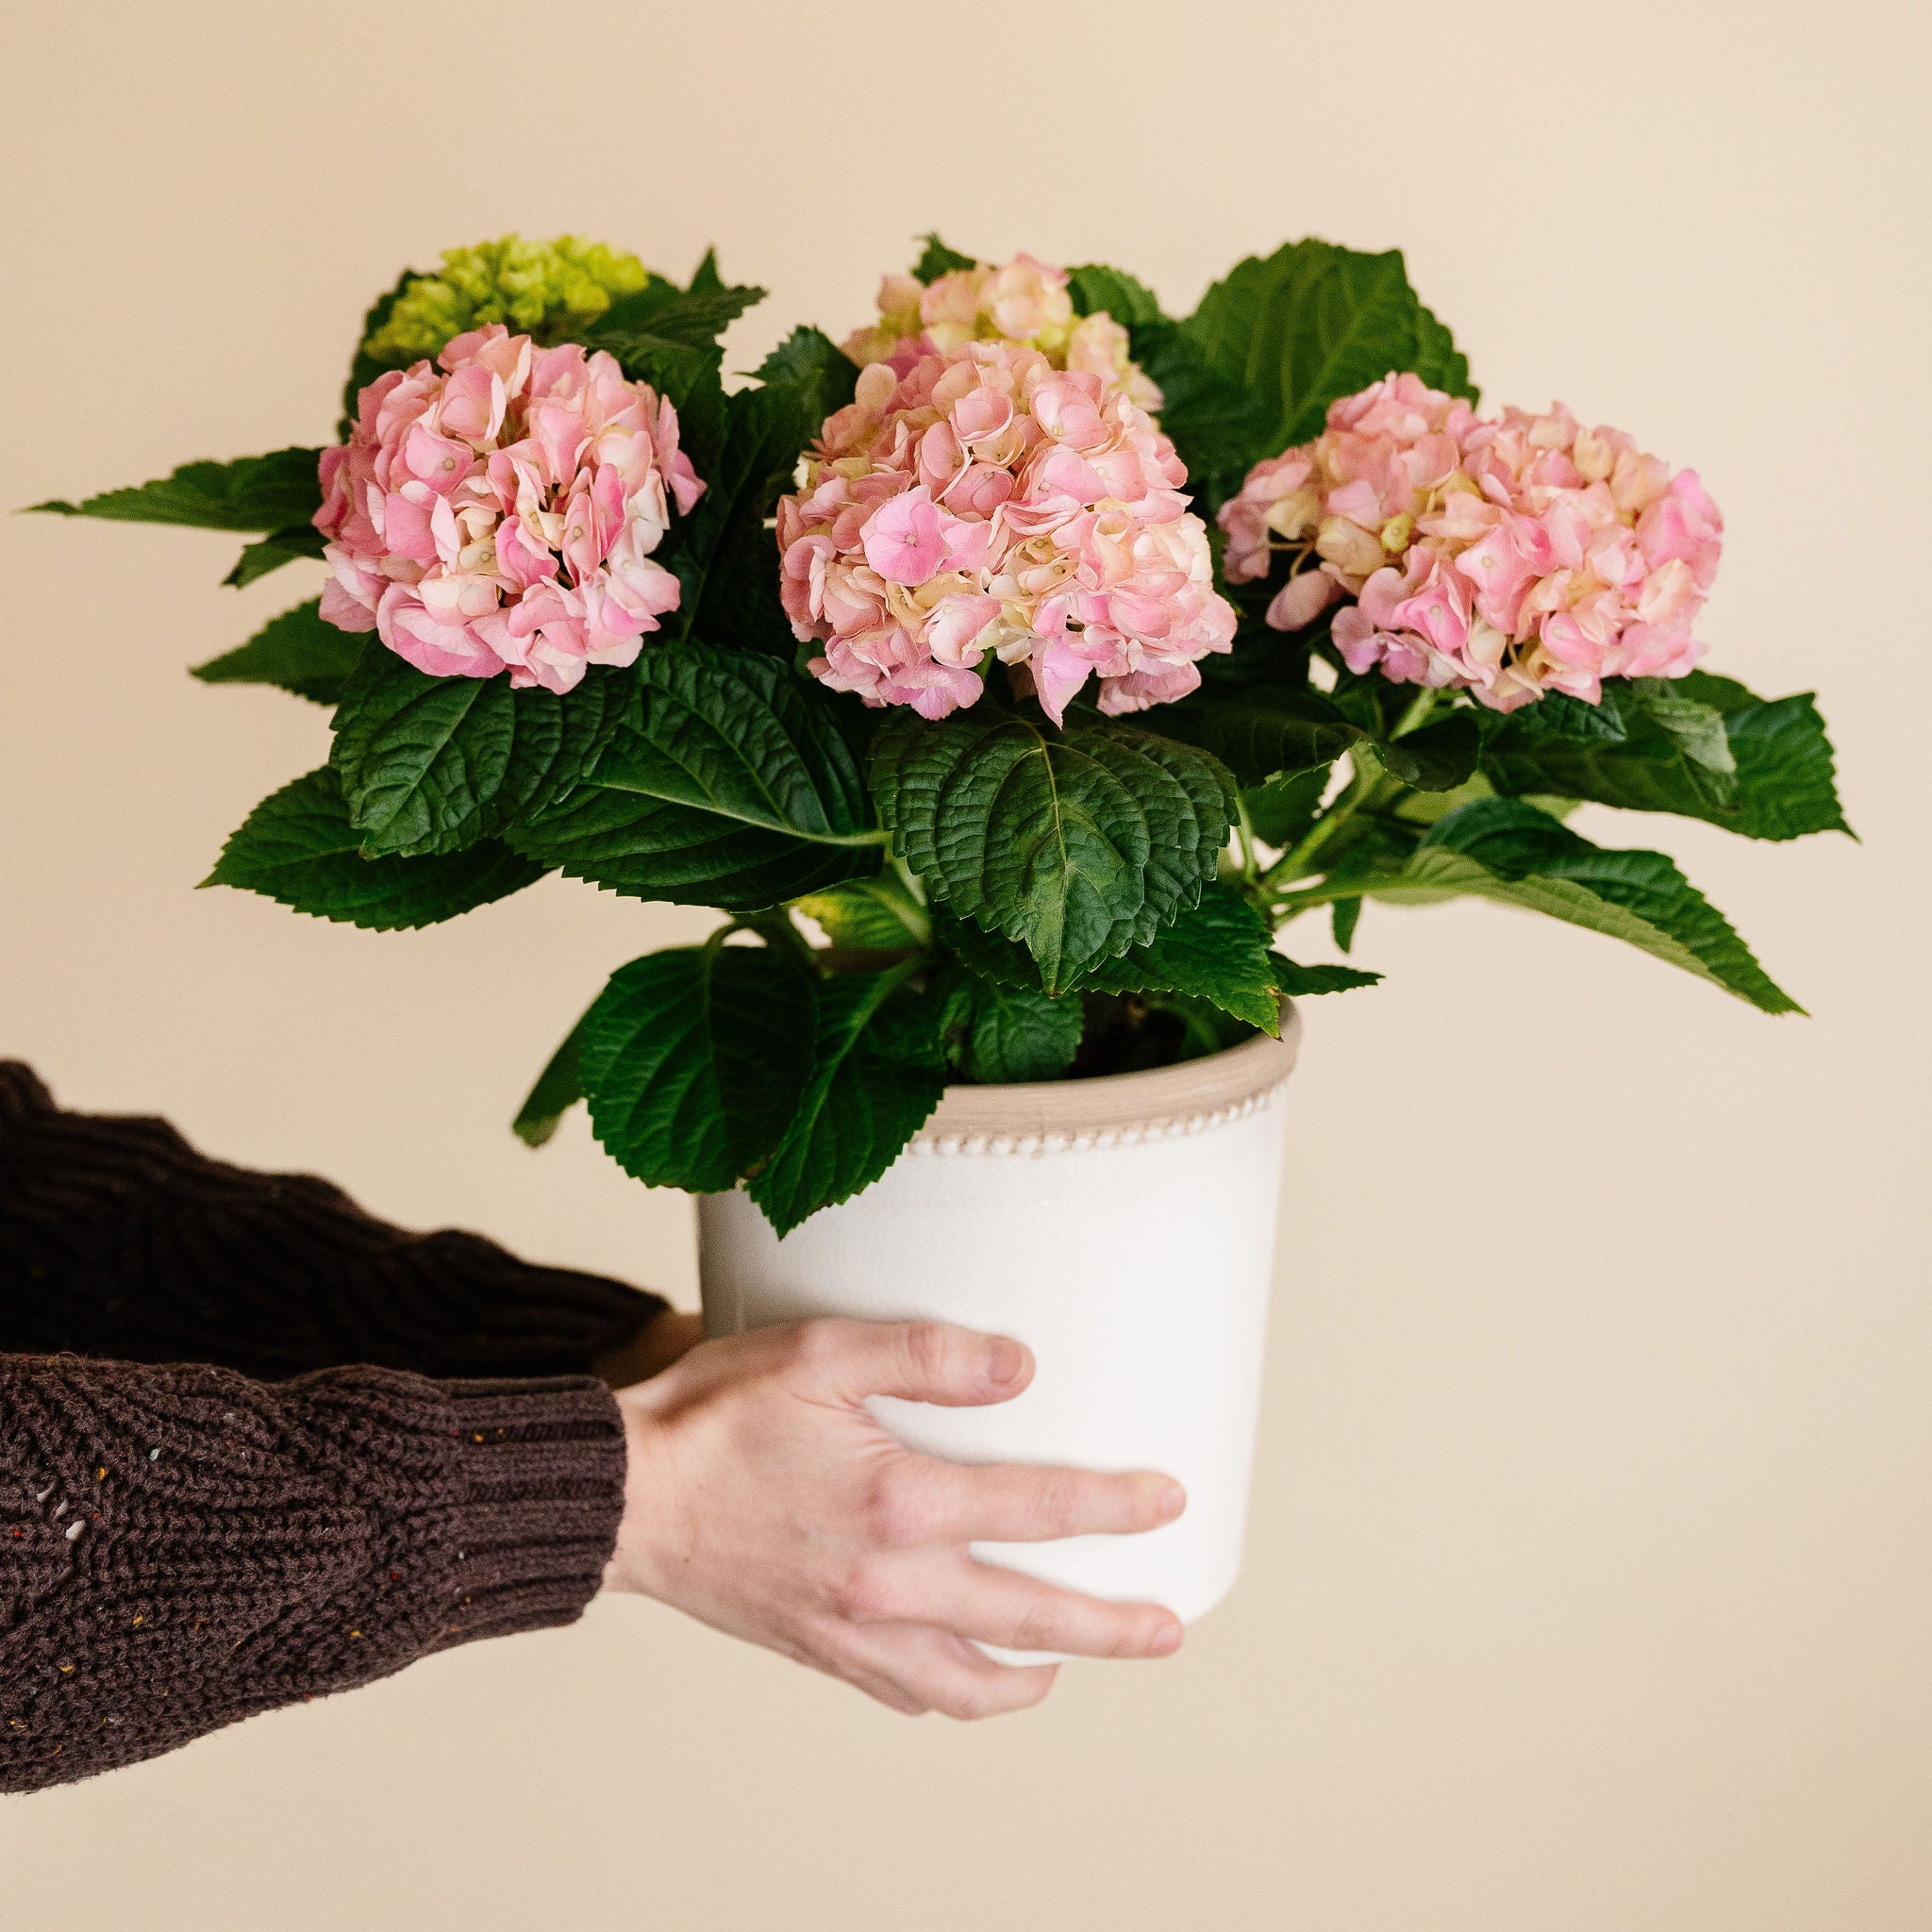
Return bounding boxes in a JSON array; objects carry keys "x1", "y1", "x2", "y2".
[{"x1": 363, "y1": 235, "x2": 652, "y2": 365}]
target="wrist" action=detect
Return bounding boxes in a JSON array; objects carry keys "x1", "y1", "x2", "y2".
[{"x1": 601, "y1": 1382, "x2": 677, "y2": 1600}]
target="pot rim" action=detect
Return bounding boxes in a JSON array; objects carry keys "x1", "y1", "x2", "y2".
[{"x1": 914, "y1": 1000, "x2": 1301, "y2": 1147}]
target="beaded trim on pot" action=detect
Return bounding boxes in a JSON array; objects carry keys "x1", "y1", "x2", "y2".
[
  {"x1": 908, "y1": 1082, "x2": 1287, "y2": 1158},
  {"x1": 906, "y1": 1002, "x2": 1302, "y2": 1158}
]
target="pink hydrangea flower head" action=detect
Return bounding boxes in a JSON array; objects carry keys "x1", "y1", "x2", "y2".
[
  {"x1": 841, "y1": 252, "x2": 1163, "y2": 412},
  {"x1": 313, "y1": 325, "x2": 705, "y2": 693},
  {"x1": 777, "y1": 339, "x2": 1234, "y2": 724},
  {"x1": 1219, "y1": 373, "x2": 1722, "y2": 711}
]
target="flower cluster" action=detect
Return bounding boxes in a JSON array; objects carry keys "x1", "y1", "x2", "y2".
[
  {"x1": 775, "y1": 341, "x2": 1234, "y2": 723},
  {"x1": 1220, "y1": 373, "x2": 1723, "y2": 709},
  {"x1": 316, "y1": 325, "x2": 705, "y2": 693},
  {"x1": 842, "y1": 252, "x2": 1161, "y2": 409},
  {"x1": 362, "y1": 236, "x2": 650, "y2": 367}
]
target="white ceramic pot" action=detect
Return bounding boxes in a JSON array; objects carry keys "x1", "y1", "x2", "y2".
[{"x1": 698, "y1": 1005, "x2": 1301, "y2": 1640}]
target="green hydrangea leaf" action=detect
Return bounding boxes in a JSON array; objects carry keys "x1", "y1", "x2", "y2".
[
  {"x1": 1672, "y1": 672, "x2": 1851, "y2": 841},
  {"x1": 793, "y1": 874, "x2": 930, "y2": 952},
  {"x1": 1381, "y1": 710, "x2": 1483, "y2": 791},
  {"x1": 664, "y1": 378, "x2": 818, "y2": 654},
  {"x1": 222, "y1": 524, "x2": 329, "y2": 590},
  {"x1": 511, "y1": 1011, "x2": 589, "y2": 1149},
  {"x1": 579, "y1": 943, "x2": 817, "y2": 1195},
  {"x1": 31, "y1": 448, "x2": 325, "y2": 533},
  {"x1": 1065, "y1": 264, "x2": 1163, "y2": 327},
  {"x1": 202, "y1": 767, "x2": 543, "y2": 929},
  {"x1": 1071, "y1": 882, "x2": 1284, "y2": 1028},
  {"x1": 747, "y1": 969, "x2": 946, "y2": 1235},
  {"x1": 913, "y1": 234, "x2": 977, "y2": 284},
  {"x1": 588, "y1": 275, "x2": 766, "y2": 354},
  {"x1": 938, "y1": 879, "x2": 1291, "y2": 1030},
  {"x1": 1330, "y1": 894, "x2": 1362, "y2": 953},
  {"x1": 1379, "y1": 796, "x2": 1802, "y2": 1013},
  {"x1": 1148, "y1": 687, "x2": 1363, "y2": 789},
  {"x1": 505, "y1": 640, "x2": 883, "y2": 910},
  {"x1": 754, "y1": 326, "x2": 859, "y2": 426},
  {"x1": 1272, "y1": 956, "x2": 1379, "y2": 995},
  {"x1": 330, "y1": 655, "x2": 628, "y2": 858},
  {"x1": 1481, "y1": 678, "x2": 1738, "y2": 819},
  {"x1": 1152, "y1": 240, "x2": 1474, "y2": 503},
  {"x1": 1411, "y1": 301, "x2": 1477, "y2": 408},
  {"x1": 939, "y1": 968, "x2": 1083, "y2": 1084},
  {"x1": 192, "y1": 599, "x2": 367, "y2": 705},
  {"x1": 1244, "y1": 766, "x2": 1332, "y2": 848},
  {"x1": 874, "y1": 711, "x2": 1235, "y2": 995}
]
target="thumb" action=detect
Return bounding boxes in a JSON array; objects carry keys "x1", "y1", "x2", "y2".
[{"x1": 802, "y1": 1319, "x2": 1035, "y2": 1408}]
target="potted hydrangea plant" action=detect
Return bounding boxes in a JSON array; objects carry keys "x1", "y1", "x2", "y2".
[{"x1": 37, "y1": 232, "x2": 1845, "y2": 1631}]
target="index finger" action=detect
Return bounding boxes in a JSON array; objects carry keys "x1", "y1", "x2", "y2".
[{"x1": 874, "y1": 1454, "x2": 1187, "y2": 1547}]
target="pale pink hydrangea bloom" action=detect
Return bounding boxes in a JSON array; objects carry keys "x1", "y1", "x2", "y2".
[
  {"x1": 776, "y1": 341, "x2": 1235, "y2": 723},
  {"x1": 842, "y1": 253, "x2": 1162, "y2": 411},
  {"x1": 1218, "y1": 372, "x2": 1723, "y2": 710},
  {"x1": 315, "y1": 325, "x2": 705, "y2": 693}
]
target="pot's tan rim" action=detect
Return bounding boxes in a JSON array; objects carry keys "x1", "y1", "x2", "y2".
[{"x1": 914, "y1": 1000, "x2": 1301, "y2": 1144}]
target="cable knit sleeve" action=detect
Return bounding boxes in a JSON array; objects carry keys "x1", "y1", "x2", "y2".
[
  {"x1": 0, "y1": 1061, "x2": 665, "y2": 1380},
  {"x1": 1, "y1": 1352, "x2": 628, "y2": 1793}
]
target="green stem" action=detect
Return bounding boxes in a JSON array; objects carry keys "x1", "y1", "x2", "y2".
[
  {"x1": 881, "y1": 858, "x2": 934, "y2": 948},
  {"x1": 741, "y1": 908, "x2": 816, "y2": 966},
  {"x1": 1261, "y1": 745, "x2": 1382, "y2": 891},
  {"x1": 1235, "y1": 795, "x2": 1260, "y2": 886},
  {"x1": 802, "y1": 826, "x2": 892, "y2": 849},
  {"x1": 1266, "y1": 879, "x2": 1375, "y2": 921},
  {"x1": 1391, "y1": 687, "x2": 1441, "y2": 738}
]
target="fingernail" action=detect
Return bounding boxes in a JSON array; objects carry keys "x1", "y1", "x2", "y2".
[
  {"x1": 987, "y1": 1337, "x2": 1026, "y2": 1386},
  {"x1": 1157, "y1": 1480, "x2": 1187, "y2": 1521},
  {"x1": 1151, "y1": 1619, "x2": 1183, "y2": 1656}
]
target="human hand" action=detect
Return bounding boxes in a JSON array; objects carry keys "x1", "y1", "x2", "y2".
[{"x1": 602, "y1": 1318, "x2": 1186, "y2": 1718}]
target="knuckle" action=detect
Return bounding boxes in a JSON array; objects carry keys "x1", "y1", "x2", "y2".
[
  {"x1": 863, "y1": 1464, "x2": 935, "y2": 1549},
  {"x1": 787, "y1": 1319, "x2": 845, "y2": 1374},
  {"x1": 1010, "y1": 1591, "x2": 1065, "y2": 1656},
  {"x1": 830, "y1": 1556, "x2": 898, "y2": 1624},
  {"x1": 901, "y1": 1321, "x2": 956, "y2": 1386},
  {"x1": 1026, "y1": 1468, "x2": 1087, "y2": 1538}
]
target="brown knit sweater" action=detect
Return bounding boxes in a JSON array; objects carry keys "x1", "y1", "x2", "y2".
[{"x1": 0, "y1": 1061, "x2": 663, "y2": 1795}]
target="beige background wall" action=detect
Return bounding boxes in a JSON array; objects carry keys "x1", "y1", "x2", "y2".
[{"x1": 3, "y1": 3, "x2": 1927, "y2": 1925}]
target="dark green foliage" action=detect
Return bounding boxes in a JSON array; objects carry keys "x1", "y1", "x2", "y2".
[
  {"x1": 192, "y1": 600, "x2": 366, "y2": 705},
  {"x1": 579, "y1": 943, "x2": 817, "y2": 1194},
  {"x1": 937, "y1": 881, "x2": 1291, "y2": 1030},
  {"x1": 504, "y1": 641, "x2": 882, "y2": 909},
  {"x1": 1135, "y1": 240, "x2": 1475, "y2": 507},
  {"x1": 1387, "y1": 797, "x2": 1802, "y2": 1013},
  {"x1": 873, "y1": 710, "x2": 1235, "y2": 993},
  {"x1": 747, "y1": 970, "x2": 948, "y2": 1235},
  {"x1": 32, "y1": 448, "x2": 325, "y2": 533},
  {"x1": 912, "y1": 234, "x2": 977, "y2": 283},
  {"x1": 1064, "y1": 264, "x2": 1163, "y2": 326},
  {"x1": 940, "y1": 969, "x2": 1084, "y2": 1084},
  {"x1": 1482, "y1": 674, "x2": 1848, "y2": 840},
  {"x1": 202, "y1": 767, "x2": 544, "y2": 929},
  {"x1": 330, "y1": 656, "x2": 627, "y2": 858},
  {"x1": 511, "y1": 1012, "x2": 589, "y2": 1148}
]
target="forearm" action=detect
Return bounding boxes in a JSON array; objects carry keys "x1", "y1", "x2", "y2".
[
  {"x1": 0, "y1": 1061, "x2": 665, "y2": 1380},
  {"x1": 0, "y1": 1351, "x2": 625, "y2": 1793}
]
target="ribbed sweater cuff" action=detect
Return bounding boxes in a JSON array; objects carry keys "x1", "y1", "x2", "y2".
[{"x1": 432, "y1": 1377, "x2": 628, "y2": 1649}]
